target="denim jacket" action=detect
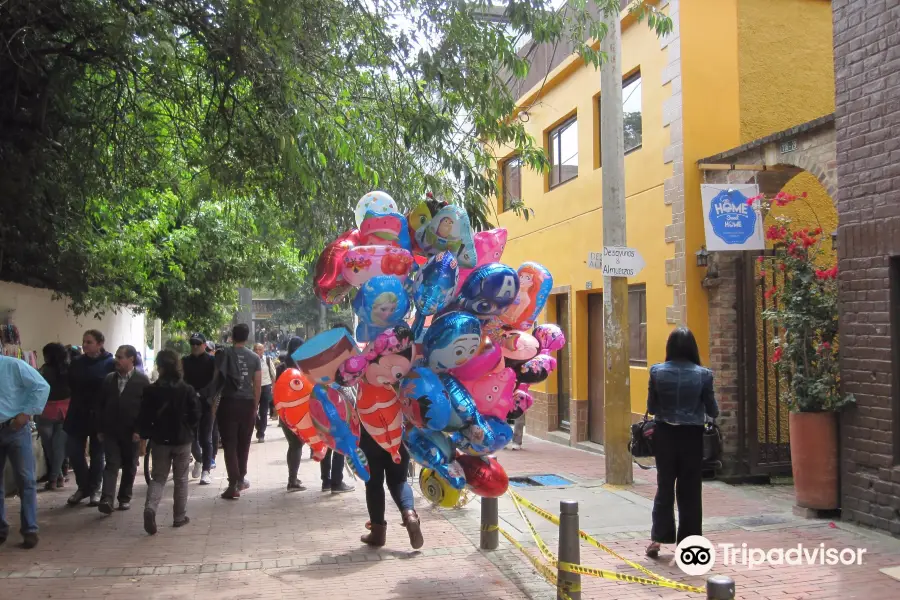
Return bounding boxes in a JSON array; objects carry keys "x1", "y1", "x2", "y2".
[{"x1": 646, "y1": 361, "x2": 719, "y2": 426}]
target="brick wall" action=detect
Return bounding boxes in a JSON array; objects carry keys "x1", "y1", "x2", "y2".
[{"x1": 833, "y1": 0, "x2": 900, "y2": 537}]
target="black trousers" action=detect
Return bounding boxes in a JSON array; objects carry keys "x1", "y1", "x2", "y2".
[
  {"x1": 279, "y1": 420, "x2": 304, "y2": 482},
  {"x1": 256, "y1": 385, "x2": 273, "y2": 439},
  {"x1": 360, "y1": 430, "x2": 414, "y2": 525},
  {"x1": 101, "y1": 436, "x2": 138, "y2": 503},
  {"x1": 218, "y1": 399, "x2": 256, "y2": 486},
  {"x1": 651, "y1": 422, "x2": 704, "y2": 544},
  {"x1": 320, "y1": 448, "x2": 344, "y2": 486}
]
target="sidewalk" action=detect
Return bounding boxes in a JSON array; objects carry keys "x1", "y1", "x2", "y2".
[{"x1": 0, "y1": 429, "x2": 897, "y2": 599}]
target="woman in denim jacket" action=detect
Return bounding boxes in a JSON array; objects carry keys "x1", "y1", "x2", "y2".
[{"x1": 645, "y1": 327, "x2": 719, "y2": 558}]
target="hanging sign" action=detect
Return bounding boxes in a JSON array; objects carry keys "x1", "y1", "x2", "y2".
[{"x1": 700, "y1": 184, "x2": 764, "y2": 251}]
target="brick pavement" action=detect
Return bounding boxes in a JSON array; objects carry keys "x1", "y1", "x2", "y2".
[{"x1": 1, "y1": 430, "x2": 899, "y2": 599}]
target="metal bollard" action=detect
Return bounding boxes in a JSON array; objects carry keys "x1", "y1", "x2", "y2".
[
  {"x1": 706, "y1": 575, "x2": 736, "y2": 599},
  {"x1": 557, "y1": 500, "x2": 581, "y2": 600},
  {"x1": 480, "y1": 497, "x2": 499, "y2": 550}
]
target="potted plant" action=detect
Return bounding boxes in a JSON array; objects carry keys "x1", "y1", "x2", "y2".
[{"x1": 748, "y1": 191, "x2": 854, "y2": 510}]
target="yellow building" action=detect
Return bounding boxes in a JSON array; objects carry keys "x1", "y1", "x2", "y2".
[{"x1": 495, "y1": 0, "x2": 837, "y2": 459}]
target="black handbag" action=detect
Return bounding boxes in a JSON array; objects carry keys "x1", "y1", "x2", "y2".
[
  {"x1": 703, "y1": 420, "x2": 722, "y2": 464},
  {"x1": 629, "y1": 412, "x2": 656, "y2": 458}
]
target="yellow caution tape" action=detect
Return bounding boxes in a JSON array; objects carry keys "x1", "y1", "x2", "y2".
[
  {"x1": 509, "y1": 488, "x2": 558, "y2": 564},
  {"x1": 506, "y1": 491, "x2": 705, "y2": 595}
]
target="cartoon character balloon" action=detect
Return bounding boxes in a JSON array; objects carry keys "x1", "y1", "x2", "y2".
[
  {"x1": 456, "y1": 455, "x2": 509, "y2": 498},
  {"x1": 355, "y1": 191, "x2": 399, "y2": 227},
  {"x1": 407, "y1": 197, "x2": 448, "y2": 253},
  {"x1": 415, "y1": 205, "x2": 477, "y2": 268},
  {"x1": 292, "y1": 328, "x2": 360, "y2": 387},
  {"x1": 352, "y1": 276, "x2": 411, "y2": 342},
  {"x1": 533, "y1": 323, "x2": 566, "y2": 353},
  {"x1": 451, "y1": 263, "x2": 519, "y2": 319},
  {"x1": 419, "y1": 468, "x2": 470, "y2": 508},
  {"x1": 439, "y1": 373, "x2": 494, "y2": 448},
  {"x1": 341, "y1": 246, "x2": 414, "y2": 287},
  {"x1": 449, "y1": 335, "x2": 502, "y2": 381},
  {"x1": 499, "y1": 262, "x2": 553, "y2": 331},
  {"x1": 460, "y1": 365, "x2": 516, "y2": 421},
  {"x1": 409, "y1": 251, "x2": 458, "y2": 340},
  {"x1": 500, "y1": 331, "x2": 541, "y2": 368},
  {"x1": 422, "y1": 312, "x2": 482, "y2": 372},
  {"x1": 359, "y1": 210, "x2": 412, "y2": 250},
  {"x1": 313, "y1": 229, "x2": 360, "y2": 304},
  {"x1": 273, "y1": 368, "x2": 327, "y2": 461},
  {"x1": 310, "y1": 385, "x2": 370, "y2": 481},
  {"x1": 455, "y1": 229, "x2": 508, "y2": 295},
  {"x1": 398, "y1": 367, "x2": 452, "y2": 431},
  {"x1": 453, "y1": 416, "x2": 514, "y2": 456},
  {"x1": 404, "y1": 427, "x2": 466, "y2": 489}
]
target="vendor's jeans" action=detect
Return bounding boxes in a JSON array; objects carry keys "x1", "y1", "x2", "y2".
[
  {"x1": 0, "y1": 425, "x2": 39, "y2": 537},
  {"x1": 37, "y1": 419, "x2": 67, "y2": 480}
]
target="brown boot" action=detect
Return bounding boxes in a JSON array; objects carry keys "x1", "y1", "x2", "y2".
[
  {"x1": 402, "y1": 510, "x2": 424, "y2": 550},
  {"x1": 361, "y1": 522, "x2": 387, "y2": 547}
]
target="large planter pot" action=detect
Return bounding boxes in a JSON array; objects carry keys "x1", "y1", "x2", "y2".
[{"x1": 789, "y1": 411, "x2": 839, "y2": 510}]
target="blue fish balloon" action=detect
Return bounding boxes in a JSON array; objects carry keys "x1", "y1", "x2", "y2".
[
  {"x1": 310, "y1": 385, "x2": 370, "y2": 481},
  {"x1": 404, "y1": 427, "x2": 466, "y2": 489},
  {"x1": 451, "y1": 263, "x2": 519, "y2": 319}
]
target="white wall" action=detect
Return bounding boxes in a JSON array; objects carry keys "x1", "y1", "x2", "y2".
[{"x1": 0, "y1": 281, "x2": 146, "y2": 365}]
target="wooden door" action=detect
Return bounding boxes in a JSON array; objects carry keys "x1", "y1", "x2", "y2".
[{"x1": 588, "y1": 294, "x2": 604, "y2": 444}]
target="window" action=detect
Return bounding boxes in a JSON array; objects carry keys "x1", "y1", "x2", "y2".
[
  {"x1": 596, "y1": 71, "x2": 643, "y2": 165},
  {"x1": 502, "y1": 156, "x2": 521, "y2": 212},
  {"x1": 622, "y1": 72, "x2": 643, "y2": 154},
  {"x1": 549, "y1": 117, "x2": 578, "y2": 188},
  {"x1": 629, "y1": 285, "x2": 647, "y2": 365}
]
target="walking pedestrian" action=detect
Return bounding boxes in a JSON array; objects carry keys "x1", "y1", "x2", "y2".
[
  {"x1": 183, "y1": 333, "x2": 216, "y2": 485},
  {"x1": 96, "y1": 345, "x2": 150, "y2": 514},
  {"x1": 0, "y1": 354, "x2": 50, "y2": 549},
  {"x1": 206, "y1": 324, "x2": 260, "y2": 500},
  {"x1": 37, "y1": 343, "x2": 71, "y2": 491},
  {"x1": 65, "y1": 330, "x2": 115, "y2": 507},
  {"x1": 509, "y1": 414, "x2": 525, "y2": 450},
  {"x1": 138, "y1": 350, "x2": 201, "y2": 534},
  {"x1": 359, "y1": 427, "x2": 423, "y2": 549},
  {"x1": 275, "y1": 337, "x2": 306, "y2": 491},
  {"x1": 253, "y1": 343, "x2": 277, "y2": 443},
  {"x1": 645, "y1": 327, "x2": 719, "y2": 558}
]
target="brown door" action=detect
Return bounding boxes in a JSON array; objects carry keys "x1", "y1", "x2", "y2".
[{"x1": 588, "y1": 294, "x2": 604, "y2": 444}]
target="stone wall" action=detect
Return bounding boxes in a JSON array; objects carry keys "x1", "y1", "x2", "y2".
[{"x1": 832, "y1": 0, "x2": 900, "y2": 537}]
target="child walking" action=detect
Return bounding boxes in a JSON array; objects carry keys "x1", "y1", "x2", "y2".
[{"x1": 137, "y1": 350, "x2": 201, "y2": 535}]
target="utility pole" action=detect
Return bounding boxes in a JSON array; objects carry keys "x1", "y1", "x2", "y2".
[{"x1": 600, "y1": 6, "x2": 633, "y2": 486}]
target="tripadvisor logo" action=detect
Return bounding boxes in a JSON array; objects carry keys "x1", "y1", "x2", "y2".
[{"x1": 675, "y1": 535, "x2": 867, "y2": 575}]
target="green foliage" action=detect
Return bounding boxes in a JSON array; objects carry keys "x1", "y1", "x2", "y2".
[{"x1": 0, "y1": 0, "x2": 670, "y2": 330}]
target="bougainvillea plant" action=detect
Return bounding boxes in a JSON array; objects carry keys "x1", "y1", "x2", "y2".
[{"x1": 748, "y1": 191, "x2": 854, "y2": 413}]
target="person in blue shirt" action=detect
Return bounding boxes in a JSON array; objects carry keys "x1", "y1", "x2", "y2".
[
  {"x1": 0, "y1": 354, "x2": 50, "y2": 549},
  {"x1": 645, "y1": 327, "x2": 719, "y2": 559}
]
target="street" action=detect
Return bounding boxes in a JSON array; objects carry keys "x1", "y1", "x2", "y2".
[{"x1": 2, "y1": 429, "x2": 899, "y2": 599}]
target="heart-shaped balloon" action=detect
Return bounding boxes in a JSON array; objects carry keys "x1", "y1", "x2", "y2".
[
  {"x1": 498, "y1": 262, "x2": 553, "y2": 331},
  {"x1": 313, "y1": 229, "x2": 360, "y2": 304},
  {"x1": 456, "y1": 455, "x2": 509, "y2": 498}
]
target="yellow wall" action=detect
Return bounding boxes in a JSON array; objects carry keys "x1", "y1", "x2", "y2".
[
  {"x1": 768, "y1": 172, "x2": 838, "y2": 266},
  {"x1": 496, "y1": 13, "x2": 672, "y2": 415},
  {"x1": 737, "y1": 0, "x2": 835, "y2": 143},
  {"x1": 679, "y1": 0, "x2": 742, "y2": 366}
]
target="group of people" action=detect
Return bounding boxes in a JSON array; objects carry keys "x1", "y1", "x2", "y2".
[{"x1": 2, "y1": 320, "x2": 714, "y2": 559}]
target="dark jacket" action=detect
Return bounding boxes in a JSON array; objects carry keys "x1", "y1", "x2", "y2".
[
  {"x1": 647, "y1": 361, "x2": 719, "y2": 426},
  {"x1": 137, "y1": 379, "x2": 201, "y2": 446},
  {"x1": 98, "y1": 370, "x2": 151, "y2": 438},
  {"x1": 39, "y1": 365, "x2": 72, "y2": 421},
  {"x1": 65, "y1": 351, "x2": 115, "y2": 436},
  {"x1": 182, "y1": 352, "x2": 216, "y2": 408}
]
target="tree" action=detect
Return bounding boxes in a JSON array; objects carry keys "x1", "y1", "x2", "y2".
[{"x1": 0, "y1": 0, "x2": 670, "y2": 331}]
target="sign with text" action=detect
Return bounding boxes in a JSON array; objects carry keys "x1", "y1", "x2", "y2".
[
  {"x1": 701, "y1": 184, "x2": 764, "y2": 251},
  {"x1": 587, "y1": 252, "x2": 603, "y2": 270},
  {"x1": 600, "y1": 246, "x2": 645, "y2": 278}
]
